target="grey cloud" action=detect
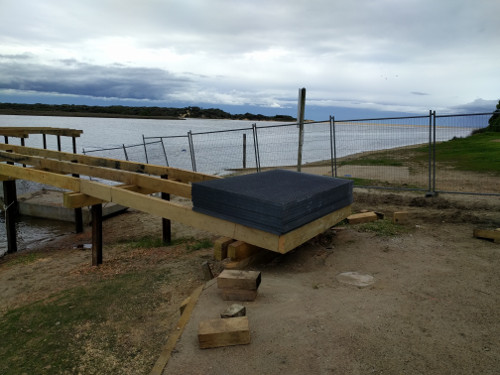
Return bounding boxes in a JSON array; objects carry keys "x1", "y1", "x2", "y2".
[
  {"x1": 0, "y1": 57, "x2": 192, "y2": 100},
  {"x1": 450, "y1": 98, "x2": 498, "y2": 114},
  {"x1": 411, "y1": 92, "x2": 429, "y2": 96}
]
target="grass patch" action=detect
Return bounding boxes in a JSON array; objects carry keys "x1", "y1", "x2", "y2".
[
  {"x1": 432, "y1": 132, "x2": 500, "y2": 174},
  {"x1": 340, "y1": 157, "x2": 403, "y2": 167},
  {"x1": 186, "y1": 238, "x2": 213, "y2": 252},
  {"x1": 6, "y1": 252, "x2": 40, "y2": 266},
  {"x1": 356, "y1": 219, "x2": 408, "y2": 237},
  {"x1": 0, "y1": 269, "x2": 170, "y2": 375},
  {"x1": 125, "y1": 235, "x2": 192, "y2": 248}
]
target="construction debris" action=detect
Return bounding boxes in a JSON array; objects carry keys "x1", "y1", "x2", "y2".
[
  {"x1": 347, "y1": 211, "x2": 378, "y2": 224},
  {"x1": 473, "y1": 228, "x2": 500, "y2": 243},
  {"x1": 393, "y1": 211, "x2": 409, "y2": 224},
  {"x1": 217, "y1": 269, "x2": 261, "y2": 302},
  {"x1": 198, "y1": 316, "x2": 250, "y2": 349},
  {"x1": 221, "y1": 304, "x2": 246, "y2": 318}
]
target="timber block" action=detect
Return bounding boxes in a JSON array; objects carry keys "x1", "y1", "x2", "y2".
[
  {"x1": 227, "y1": 240, "x2": 261, "y2": 261},
  {"x1": 221, "y1": 304, "x2": 246, "y2": 318},
  {"x1": 393, "y1": 211, "x2": 409, "y2": 224},
  {"x1": 213, "y1": 237, "x2": 235, "y2": 260},
  {"x1": 347, "y1": 212, "x2": 378, "y2": 224},
  {"x1": 217, "y1": 270, "x2": 261, "y2": 290},
  {"x1": 221, "y1": 288, "x2": 258, "y2": 302},
  {"x1": 198, "y1": 316, "x2": 250, "y2": 349},
  {"x1": 473, "y1": 229, "x2": 500, "y2": 244}
]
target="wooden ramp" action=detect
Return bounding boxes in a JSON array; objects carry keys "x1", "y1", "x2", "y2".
[{"x1": 0, "y1": 143, "x2": 350, "y2": 257}]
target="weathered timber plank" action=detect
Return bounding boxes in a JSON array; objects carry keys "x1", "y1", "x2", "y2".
[
  {"x1": 63, "y1": 185, "x2": 156, "y2": 208},
  {"x1": 0, "y1": 143, "x2": 219, "y2": 183},
  {"x1": 0, "y1": 127, "x2": 82, "y2": 137},
  {"x1": 217, "y1": 270, "x2": 261, "y2": 290},
  {"x1": 0, "y1": 164, "x2": 80, "y2": 191},
  {"x1": 198, "y1": 316, "x2": 250, "y2": 349},
  {"x1": 0, "y1": 151, "x2": 192, "y2": 198}
]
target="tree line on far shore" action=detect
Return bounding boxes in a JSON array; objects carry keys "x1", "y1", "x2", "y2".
[{"x1": 0, "y1": 102, "x2": 297, "y2": 122}]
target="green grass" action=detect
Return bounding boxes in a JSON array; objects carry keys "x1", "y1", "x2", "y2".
[
  {"x1": 0, "y1": 270, "x2": 170, "y2": 375},
  {"x1": 186, "y1": 238, "x2": 213, "y2": 252},
  {"x1": 356, "y1": 219, "x2": 409, "y2": 237},
  {"x1": 6, "y1": 252, "x2": 40, "y2": 266},
  {"x1": 340, "y1": 157, "x2": 403, "y2": 167},
  {"x1": 431, "y1": 132, "x2": 500, "y2": 174}
]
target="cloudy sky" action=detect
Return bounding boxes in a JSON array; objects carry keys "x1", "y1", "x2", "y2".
[{"x1": 1, "y1": 0, "x2": 499, "y2": 119}]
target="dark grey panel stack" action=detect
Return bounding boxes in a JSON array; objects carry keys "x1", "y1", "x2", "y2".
[{"x1": 192, "y1": 169, "x2": 353, "y2": 235}]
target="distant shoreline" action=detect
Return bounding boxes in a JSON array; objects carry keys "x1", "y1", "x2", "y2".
[
  {"x1": 0, "y1": 109, "x2": 181, "y2": 120},
  {"x1": 0, "y1": 103, "x2": 297, "y2": 122}
]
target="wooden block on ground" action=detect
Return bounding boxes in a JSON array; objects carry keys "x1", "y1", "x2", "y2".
[
  {"x1": 213, "y1": 237, "x2": 235, "y2": 261},
  {"x1": 198, "y1": 316, "x2": 250, "y2": 349},
  {"x1": 393, "y1": 211, "x2": 409, "y2": 224},
  {"x1": 473, "y1": 229, "x2": 500, "y2": 244},
  {"x1": 347, "y1": 212, "x2": 378, "y2": 224},
  {"x1": 221, "y1": 288, "x2": 258, "y2": 302},
  {"x1": 221, "y1": 304, "x2": 246, "y2": 318},
  {"x1": 227, "y1": 240, "x2": 261, "y2": 261},
  {"x1": 217, "y1": 269, "x2": 261, "y2": 290}
]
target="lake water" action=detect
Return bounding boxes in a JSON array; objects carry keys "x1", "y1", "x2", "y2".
[{"x1": 0, "y1": 114, "x2": 483, "y2": 255}]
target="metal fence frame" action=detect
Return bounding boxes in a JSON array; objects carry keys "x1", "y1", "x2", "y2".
[{"x1": 83, "y1": 111, "x2": 498, "y2": 197}]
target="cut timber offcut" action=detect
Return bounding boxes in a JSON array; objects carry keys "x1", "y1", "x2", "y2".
[
  {"x1": 217, "y1": 270, "x2": 261, "y2": 290},
  {"x1": 473, "y1": 229, "x2": 500, "y2": 244},
  {"x1": 347, "y1": 212, "x2": 378, "y2": 224},
  {"x1": 198, "y1": 316, "x2": 250, "y2": 349}
]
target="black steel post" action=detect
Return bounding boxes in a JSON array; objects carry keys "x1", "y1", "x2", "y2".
[
  {"x1": 91, "y1": 204, "x2": 103, "y2": 266},
  {"x1": 161, "y1": 175, "x2": 172, "y2": 244}
]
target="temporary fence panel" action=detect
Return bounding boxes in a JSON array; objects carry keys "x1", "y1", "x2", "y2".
[
  {"x1": 331, "y1": 115, "x2": 432, "y2": 191},
  {"x1": 433, "y1": 113, "x2": 499, "y2": 195},
  {"x1": 189, "y1": 127, "x2": 257, "y2": 175},
  {"x1": 255, "y1": 123, "x2": 299, "y2": 170}
]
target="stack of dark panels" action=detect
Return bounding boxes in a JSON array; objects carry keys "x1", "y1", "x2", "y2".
[{"x1": 192, "y1": 169, "x2": 353, "y2": 235}]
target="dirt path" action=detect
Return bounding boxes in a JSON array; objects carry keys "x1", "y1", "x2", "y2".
[{"x1": 1, "y1": 190, "x2": 499, "y2": 374}]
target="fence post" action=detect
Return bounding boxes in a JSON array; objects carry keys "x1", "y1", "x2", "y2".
[
  {"x1": 297, "y1": 88, "x2": 306, "y2": 172},
  {"x1": 142, "y1": 135, "x2": 149, "y2": 164},
  {"x1": 329, "y1": 115, "x2": 337, "y2": 177},
  {"x1": 252, "y1": 123, "x2": 261, "y2": 172},
  {"x1": 160, "y1": 139, "x2": 169, "y2": 167},
  {"x1": 242, "y1": 133, "x2": 247, "y2": 169},
  {"x1": 122, "y1": 144, "x2": 129, "y2": 161},
  {"x1": 432, "y1": 110, "x2": 437, "y2": 194},
  {"x1": 187, "y1": 131, "x2": 197, "y2": 172},
  {"x1": 426, "y1": 110, "x2": 436, "y2": 197}
]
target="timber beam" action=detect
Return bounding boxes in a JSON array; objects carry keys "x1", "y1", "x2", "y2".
[
  {"x1": 0, "y1": 143, "x2": 218, "y2": 184},
  {"x1": 0, "y1": 150, "x2": 192, "y2": 198}
]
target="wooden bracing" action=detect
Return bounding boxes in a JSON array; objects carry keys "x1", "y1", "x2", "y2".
[{"x1": 0, "y1": 143, "x2": 350, "y2": 254}]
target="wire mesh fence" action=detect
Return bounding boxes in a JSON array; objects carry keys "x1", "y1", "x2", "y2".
[{"x1": 80, "y1": 111, "x2": 498, "y2": 196}]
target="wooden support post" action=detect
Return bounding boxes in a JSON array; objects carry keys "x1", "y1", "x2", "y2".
[
  {"x1": 161, "y1": 175, "x2": 171, "y2": 244},
  {"x1": 3, "y1": 180, "x2": 18, "y2": 254},
  {"x1": 91, "y1": 203, "x2": 103, "y2": 266}
]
